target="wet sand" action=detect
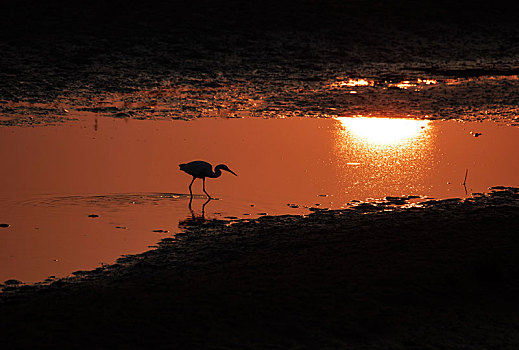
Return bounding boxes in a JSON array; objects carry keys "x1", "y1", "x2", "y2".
[{"x1": 2, "y1": 187, "x2": 519, "y2": 349}]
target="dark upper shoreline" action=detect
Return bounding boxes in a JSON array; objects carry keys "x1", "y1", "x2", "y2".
[
  {"x1": 1, "y1": 0, "x2": 518, "y2": 102},
  {"x1": 1, "y1": 0, "x2": 518, "y2": 127},
  {"x1": 1, "y1": 187, "x2": 518, "y2": 348}
]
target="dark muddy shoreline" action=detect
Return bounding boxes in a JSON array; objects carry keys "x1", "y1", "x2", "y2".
[
  {"x1": 1, "y1": 0, "x2": 519, "y2": 125},
  {"x1": 2, "y1": 187, "x2": 519, "y2": 349}
]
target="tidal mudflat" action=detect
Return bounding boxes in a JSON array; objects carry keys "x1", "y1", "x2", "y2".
[
  {"x1": 1, "y1": 116, "x2": 518, "y2": 284},
  {"x1": 1, "y1": 187, "x2": 518, "y2": 349},
  {"x1": 1, "y1": 0, "x2": 519, "y2": 348}
]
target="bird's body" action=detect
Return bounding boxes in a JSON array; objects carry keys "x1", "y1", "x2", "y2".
[
  {"x1": 179, "y1": 160, "x2": 237, "y2": 199},
  {"x1": 179, "y1": 161, "x2": 222, "y2": 179}
]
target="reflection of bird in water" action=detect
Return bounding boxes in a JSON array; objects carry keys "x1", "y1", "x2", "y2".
[
  {"x1": 179, "y1": 197, "x2": 212, "y2": 228},
  {"x1": 179, "y1": 160, "x2": 237, "y2": 199}
]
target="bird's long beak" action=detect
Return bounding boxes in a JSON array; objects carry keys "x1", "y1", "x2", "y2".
[{"x1": 227, "y1": 169, "x2": 238, "y2": 176}]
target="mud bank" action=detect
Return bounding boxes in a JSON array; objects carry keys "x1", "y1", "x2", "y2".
[
  {"x1": 1, "y1": 0, "x2": 519, "y2": 125},
  {"x1": 1, "y1": 187, "x2": 519, "y2": 349}
]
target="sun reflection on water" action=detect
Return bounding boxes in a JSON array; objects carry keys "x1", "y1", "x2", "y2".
[
  {"x1": 334, "y1": 116, "x2": 434, "y2": 197},
  {"x1": 337, "y1": 116, "x2": 430, "y2": 146},
  {"x1": 330, "y1": 78, "x2": 375, "y2": 88}
]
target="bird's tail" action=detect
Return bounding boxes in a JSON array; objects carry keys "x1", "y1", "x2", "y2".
[{"x1": 179, "y1": 163, "x2": 187, "y2": 170}]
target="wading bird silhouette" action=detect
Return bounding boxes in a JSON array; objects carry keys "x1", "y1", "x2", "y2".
[{"x1": 179, "y1": 160, "x2": 237, "y2": 199}]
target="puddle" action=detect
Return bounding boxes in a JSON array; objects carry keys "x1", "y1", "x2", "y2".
[{"x1": 1, "y1": 116, "x2": 518, "y2": 284}]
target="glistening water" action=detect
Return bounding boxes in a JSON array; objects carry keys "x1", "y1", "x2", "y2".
[{"x1": 0, "y1": 116, "x2": 518, "y2": 284}]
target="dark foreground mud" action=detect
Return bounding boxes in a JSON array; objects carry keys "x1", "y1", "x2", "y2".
[{"x1": 2, "y1": 187, "x2": 519, "y2": 349}]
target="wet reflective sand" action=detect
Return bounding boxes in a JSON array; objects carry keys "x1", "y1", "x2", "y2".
[{"x1": 1, "y1": 116, "x2": 518, "y2": 283}]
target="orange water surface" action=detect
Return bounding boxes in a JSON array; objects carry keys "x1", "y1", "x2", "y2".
[{"x1": 0, "y1": 116, "x2": 518, "y2": 283}]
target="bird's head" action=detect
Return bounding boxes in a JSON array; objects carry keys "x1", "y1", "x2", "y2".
[{"x1": 216, "y1": 164, "x2": 237, "y2": 176}]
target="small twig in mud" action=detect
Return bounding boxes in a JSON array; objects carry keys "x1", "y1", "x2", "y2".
[{"x1": 462, "y1": 169, "x2": 469, "y2": 195}]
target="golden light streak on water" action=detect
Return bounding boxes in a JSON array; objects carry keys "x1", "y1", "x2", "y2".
[
  {"x1": 417, "y1": 78, "x2": 438, "y2": 85},
  {"x1": 333, "y1": 116, "x2": 434, "y2": 200},
  {"x1": 329, "y1": 78, "x2": 437, "y2": 90},
  {"x1": 388, "y1": 81, "x2": 417, "y2": 89},
  {"x1": 330, "y1": 78, "x2": 375, "y2": 88},
  {"x1": 336, "y1": 116, "x2": 431, "y2": 146}
]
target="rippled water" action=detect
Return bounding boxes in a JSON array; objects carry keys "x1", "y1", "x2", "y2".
[{"x1": 1, "y1": 115, "x2": 518, "y2": 283}]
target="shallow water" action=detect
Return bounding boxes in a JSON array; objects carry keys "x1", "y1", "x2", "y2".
[{"x1": 0, "y1": 116, "x2": 518, "y2": 283}]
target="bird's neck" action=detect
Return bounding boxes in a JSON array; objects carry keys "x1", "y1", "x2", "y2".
[{"x1": 208, "y1": 167, "x2": 222, "y2": 178}]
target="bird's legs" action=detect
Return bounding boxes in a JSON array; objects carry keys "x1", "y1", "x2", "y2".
[
  {"x1": 201, "y1": 197, "x2": 211, "y2": 219},
  {"x1": 202, "y1": 178, "x2": 212, "y2": 199},
  {"x1": 188, "y1": 177, "x2": 195, "y2": 198},
  {"x1": 188, "y1": 196, "x2": 195, "y2": 218}
]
